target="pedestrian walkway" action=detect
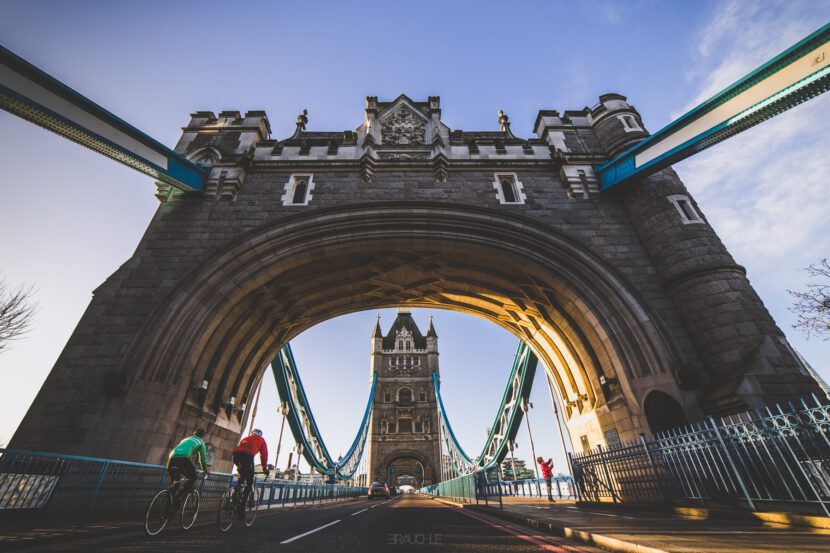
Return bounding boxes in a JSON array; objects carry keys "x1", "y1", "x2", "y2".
[{"x1": 461, "y1": 500, "x2": 830, "y2": 553}]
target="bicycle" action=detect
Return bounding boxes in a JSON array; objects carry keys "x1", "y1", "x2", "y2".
[
  {"x1": 144, "y1": 468, "x2": 206, "y2": 536},
  {"x1": 217, "y1": 469, "x2": 270, "y2": 532}
]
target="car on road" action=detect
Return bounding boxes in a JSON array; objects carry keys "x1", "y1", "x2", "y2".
[{"x1": 368, "y1": 481, "x2": 390, "y2": 499}]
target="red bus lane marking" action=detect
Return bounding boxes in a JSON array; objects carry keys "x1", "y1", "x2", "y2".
[{"x1": 452, "y1": 507, "x2": 592, "y2": 553}]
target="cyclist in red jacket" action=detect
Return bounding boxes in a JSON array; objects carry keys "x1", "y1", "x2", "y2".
[{"x1": 233, "y1": 429, "x2": 269, "y2": 517}]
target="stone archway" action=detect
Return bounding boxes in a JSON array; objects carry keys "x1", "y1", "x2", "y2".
[
  {"x1": 73, "y1": 202, "x2": 688, "y2": 465},
  {"x1": 643, "y1": 390, "x2": 689, "y2": 433},
  {"x1": 379, "y1": 450, "x2": 431, "y2": 488}
]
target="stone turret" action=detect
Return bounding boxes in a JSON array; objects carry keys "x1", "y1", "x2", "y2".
[{"x1": 587, "y1": 93, "x2": 648, "y2": 157}]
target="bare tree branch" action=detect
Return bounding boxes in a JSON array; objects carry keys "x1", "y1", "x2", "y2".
[
  {"x1": 0, "y1": 279, "x2": 37, "y2": 354},
  {"x1": 788, "y1": 258, "x2": 830, "y2": 340}
]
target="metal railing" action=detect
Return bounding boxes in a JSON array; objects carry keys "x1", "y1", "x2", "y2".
[
  {"x1": 570, "y1": 396, "x2": 830, "y2": 516},
  {"x1": 419, "y1": 469, "x2": 575, "y2": 507},
  {"x1": 492, "y1": 476, "x2": 575, "y2": 499},
  {"x1": 0, "y1": 449, "x2": 366, "y2": 528}
]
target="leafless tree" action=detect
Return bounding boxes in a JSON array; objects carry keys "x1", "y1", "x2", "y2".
[
  {"x1": 789, "y1": 259, "x2": 830, "y2": 340},
  {"x1": 0, "y1": 279, "x2": 37, "y2": 354}
]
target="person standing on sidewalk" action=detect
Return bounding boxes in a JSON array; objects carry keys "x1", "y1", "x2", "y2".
[{"x1": 537, "y1": 457, "x2": 555, "y2": 501}]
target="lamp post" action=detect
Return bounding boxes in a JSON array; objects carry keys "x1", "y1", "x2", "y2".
[
  {"x1": 274, "y1": 401, "x2": 289, "y2": 471},
  {"x1": 521, "y1": 398, "x2": 540, "y2": 479},
  {"x1": 545, "y1": 373, "x2": 573, "y2": 476}
]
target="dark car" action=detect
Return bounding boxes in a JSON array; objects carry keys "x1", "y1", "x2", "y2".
[{"x1": 368, "y1": 481, "x2": 390, "y2": 499}]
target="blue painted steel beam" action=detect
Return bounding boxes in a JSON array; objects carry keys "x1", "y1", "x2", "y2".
[
  {"x1": 434, "y1": 341, "x2": 538, "y2": 472},
  {"x1": 0, "y1": 45, "x2": 207, "y2": 192},
  {"x1": 271, "y1": 343, "x2": 376, "y2": 480},
  {"x1": 598, "y1": 22, "x2": 830, "y2": 191}
]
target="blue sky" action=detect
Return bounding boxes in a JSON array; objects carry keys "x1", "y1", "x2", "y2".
[{"x1": 1, "y1": 1, "x2": 828, "y2": 475}]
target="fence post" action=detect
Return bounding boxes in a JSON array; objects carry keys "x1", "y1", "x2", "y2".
[
  {"x1": 597, "y1": 445, "x2": 618, "y2": 503},
  {"x1": 568, "y1": 452, "x2": 581, "y2": 502},
  {"x1": 708, "y1": 416, "x2": 756, "y2": 511},
  {"x1": 86, "y1": 462, "x2": 110, "y2": 524},
  {"x1": 639, "y1": 435, "x2": 667, "y2": 502}
]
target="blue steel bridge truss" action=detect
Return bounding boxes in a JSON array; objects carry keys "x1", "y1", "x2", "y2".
[{"x1": 271, "y1": 341, "x2": 538, "y2": 481}]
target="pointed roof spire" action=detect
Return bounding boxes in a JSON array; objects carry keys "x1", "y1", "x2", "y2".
[
  {"x1": 426, "y1": 314, "x2": 437, "y2": 338},
  {"x1": 372, "y1": 314, "x2": 383, "y2": 338}
]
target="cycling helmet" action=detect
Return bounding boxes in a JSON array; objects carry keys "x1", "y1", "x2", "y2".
[
  {"x1": 252, "y1": 428, "x2": 263, "y2": 437},
  {"x1": 194, "y1": 427, "x2": 207, "y2": 438}
]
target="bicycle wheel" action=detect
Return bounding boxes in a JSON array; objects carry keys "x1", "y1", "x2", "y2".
[
  {"x1": 180, "y1": 489, "x2": 200, "y2": 530},
  {"x1": 217, "y1": 488, "x2": 236, "y2": 533},
  {"x1": 244, "y1": 486, "x2": 261, "y2": 527},
  {"x1": 145, "y1": 489, "x2": 172, "y2": 536}
]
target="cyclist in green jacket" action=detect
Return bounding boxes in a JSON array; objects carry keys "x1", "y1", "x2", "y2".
[{"x1": 167, "y1": 428, "x2": 211, "y2": 498}]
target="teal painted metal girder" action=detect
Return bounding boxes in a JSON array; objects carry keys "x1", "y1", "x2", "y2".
[
  {"x1": 598, "y1": 22, "x2": 830, "y2": 191},
  {"x1": 434, "y1": 341, "x2": 538, "y2": 473},
  {"x1": 271, "y1": 343, "x2": 376, "y2": 480},
  {"x1": 0, "y1": 45, "x2": 207, "y2": 192}
]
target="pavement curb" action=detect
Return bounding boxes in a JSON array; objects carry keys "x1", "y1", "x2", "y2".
[
  {"x1": 469, "y1": 505, "x2": 670, "y2": 553},
  {"x1": 576, "y1": 501, "x2": 830, "y2": 530},
  {"x1": 426, "y1": 497, "x2": 669, "y2": 553}
]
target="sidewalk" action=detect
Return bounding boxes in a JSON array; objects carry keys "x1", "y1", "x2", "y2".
[{"x1": 437, "y1": 498, "x2": 830, "y2": 553}]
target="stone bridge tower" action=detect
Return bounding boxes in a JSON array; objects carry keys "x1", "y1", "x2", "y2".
[{"x1": 365, "y1": 309, "x2": 442, "y2": 487}]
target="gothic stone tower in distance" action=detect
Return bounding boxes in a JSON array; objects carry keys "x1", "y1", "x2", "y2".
[{"x1": 365, "y1": 309, "x2": 441, "y2": 487}]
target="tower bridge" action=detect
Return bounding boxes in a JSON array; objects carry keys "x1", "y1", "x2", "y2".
[
  {"x1": 6, "y1": 86, "x2": 824, "y2": 468},
  {"x1": 2, "y1": 24, "x2": 830, "y2": 549}
]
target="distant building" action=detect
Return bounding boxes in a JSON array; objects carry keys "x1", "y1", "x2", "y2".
[{"x1": 501, "y1": 458, "x2": 535, "y2": 481}]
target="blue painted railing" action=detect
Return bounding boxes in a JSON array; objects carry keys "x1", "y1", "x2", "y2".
[{"x1": 0, "y1": 448, "x2": 366, "y2": 527}]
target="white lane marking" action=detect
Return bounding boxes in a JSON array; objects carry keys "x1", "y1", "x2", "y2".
[
  {"x1": 370, "y1": 503, "x2": 380, "y2": 508},
  {"x1": 351, "y1": 508, "x2": 368, "y2": 516},
  {"x1": 280, "y1": 519, "x2": 341, "y2": 544}
]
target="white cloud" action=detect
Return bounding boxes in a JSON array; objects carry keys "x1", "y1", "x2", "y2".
[{"x1": 673, "y1": 0, "x2": 830, "y2": 374}]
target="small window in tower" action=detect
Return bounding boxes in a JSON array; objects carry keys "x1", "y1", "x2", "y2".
[
  {"x1": 384, "y1": 391, "x2": 391, "y2": 403},
  {"x1": 668, "y1": 195, "x2": 704, "y2": 225},
  {"x1": 618, "y1": 114, "x2": 642, "y2": 133},
  {"x1": 493, "y1": 173, "x2": 526, "y2": 205},
  {"x1": 405, "y1": 341, "x2": 411, "y2": 351},
  {"x1": 398, "y1": 387, "x2": 412, "y2": 402},
  {"x1": 419, "y1": 391, "x2": 426, "y2": 402},
  {"x1": 282, "y1": 174, "x2": 315, "y2": 206},
  {"x1": 398, "y1": 419, "x2": 412, "y2": 433},
  {"x1": 397, "y1": 340, "x2": 403, "y2": 350},
  {"x1": 389, "y1": 421, "x2": 396, "y2": 433},
  {"x1": 414, "y1": 421, "x2": 423, "y2": 433}
]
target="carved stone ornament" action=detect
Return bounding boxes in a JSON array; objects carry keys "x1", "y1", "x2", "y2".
[
  {"x1": 379, "y1": 152, "x2": 429, "y2": 161},
  {"x1": 380, "y1": 106, "x2": 426, "y2": 145}
]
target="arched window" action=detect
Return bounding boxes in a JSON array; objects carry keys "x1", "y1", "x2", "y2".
[
  {"x1": 501, "y1": 179, "x2": 517, "y2": 203},
  {"x1": 643, "y1": 391, "x2": 688, "y2": 434},
  {"x1": 292, "y1": 179, "x2": 308, "y2": 204},
  {"x1": 398, "y1": 387, "x2": 412, "y2": 402}
]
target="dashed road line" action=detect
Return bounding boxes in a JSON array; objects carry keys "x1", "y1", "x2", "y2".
[
  {"x1": 280, "y1": 519, "x2": 341, "y2": 544},
  {"x1": 351, "y1": 508, "x2": 368, "y2": 516}
]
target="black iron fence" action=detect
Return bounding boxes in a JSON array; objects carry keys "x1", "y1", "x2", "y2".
[{"x1": 569, "y1": 395, "x2": 830, "y2": 515}]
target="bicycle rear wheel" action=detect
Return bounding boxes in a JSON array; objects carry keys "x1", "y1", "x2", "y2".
[
  {"x1": 145, "y1": 489, "x2": 172, "y2": 536},
  {"x1": 180, "y1": 489, "x2": 200, "y2": 530},
  {"x1": 217, "y1": 488, "x2": 235, "y2": 533},
  {"x1": 244, "y1": 486, "x2": 261, "y2": 527}
]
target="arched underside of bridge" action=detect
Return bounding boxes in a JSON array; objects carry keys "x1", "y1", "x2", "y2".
[{"x1": 113, "y1": 203, "x2": 688, "y2": 465}]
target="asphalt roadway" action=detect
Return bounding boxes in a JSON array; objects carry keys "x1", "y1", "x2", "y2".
[{"x1": 7, "y1": 495, "x2": 604, "y2": 553}]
